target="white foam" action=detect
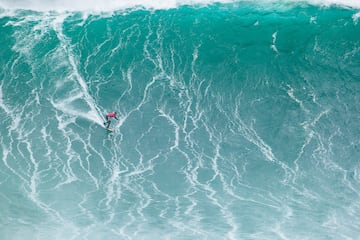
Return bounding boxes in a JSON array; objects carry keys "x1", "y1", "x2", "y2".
[
  {"x1": 51, "y1": 98, "x2": 104, "y2": 127},
  {"x1": 0, "y1": 84, "x2": 11, "y2": 115},
  {"x1": 308, "y1": 0, "x2": 360, "y2": 8},
  {"x1": 353, "y1": 11, "x2": 360, "y2": 24},
  {"x1": 271, "y1": 31, "x2": 278, "y2": 53},
  {"x1": 47, "y1": 15, "x2": 105, "y2": 127},
  {"x1": 158, "y1": 108, "x2": 180, "y2": 151},
  {"x1": 0, "y1": 0, "x2": 360, "y2": 12}
]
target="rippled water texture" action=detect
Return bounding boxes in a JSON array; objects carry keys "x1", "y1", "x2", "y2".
[{"x1": 1, "y1": 2, "x2": 360, "y2": 239}]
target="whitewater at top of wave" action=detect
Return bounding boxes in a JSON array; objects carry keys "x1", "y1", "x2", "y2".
[{"x1": 0, "y1": 0, "x2": 359, "y2": 12}]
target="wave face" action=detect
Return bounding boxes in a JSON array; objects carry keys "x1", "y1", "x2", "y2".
[{"x1": 1, "y1": 2, "x2": 360, "y2": 239}]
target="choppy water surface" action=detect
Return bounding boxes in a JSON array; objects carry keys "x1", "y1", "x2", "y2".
[{"x1": 1, "y1": 1, "x2": 360, "y2": 239}]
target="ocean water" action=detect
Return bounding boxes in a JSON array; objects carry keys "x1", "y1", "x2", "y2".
[{"x1": 1, "y1": 0, "x2": 360, "y2": 239}]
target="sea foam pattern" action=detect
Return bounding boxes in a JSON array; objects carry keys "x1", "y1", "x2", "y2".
[{"x1": 0, "y1": 1, "x2": 360, "y2": 239}]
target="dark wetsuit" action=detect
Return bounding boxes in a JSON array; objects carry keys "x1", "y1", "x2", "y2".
[{"x1": 104, "y1": 112, "x2": 118, "y2": 128}]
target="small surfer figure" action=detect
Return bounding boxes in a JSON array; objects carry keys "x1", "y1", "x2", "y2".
[{"x1": 104, "y1": 112, "x2": 118, "y2": 129}]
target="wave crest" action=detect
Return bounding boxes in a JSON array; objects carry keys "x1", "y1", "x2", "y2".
[{"x1": 1, "y1": 0, "x2": 360, "y2": 12}]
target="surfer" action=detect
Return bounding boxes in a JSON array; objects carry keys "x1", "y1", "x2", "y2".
[{"x1": 104, "y1": 112, "x2": 118, "y2": 129}]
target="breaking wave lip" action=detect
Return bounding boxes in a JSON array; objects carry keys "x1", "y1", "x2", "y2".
[{"x1": 0, "y1": 0, "x2": 360, "y2": 12}]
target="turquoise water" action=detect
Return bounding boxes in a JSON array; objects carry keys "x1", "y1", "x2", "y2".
[{"x1": 1, "y1": 1, "x2": 360, "y2": 239}]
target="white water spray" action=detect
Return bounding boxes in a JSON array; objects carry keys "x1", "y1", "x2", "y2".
[{"x1": 0, "y1": 0, "x2": 359, "y2": 12}]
